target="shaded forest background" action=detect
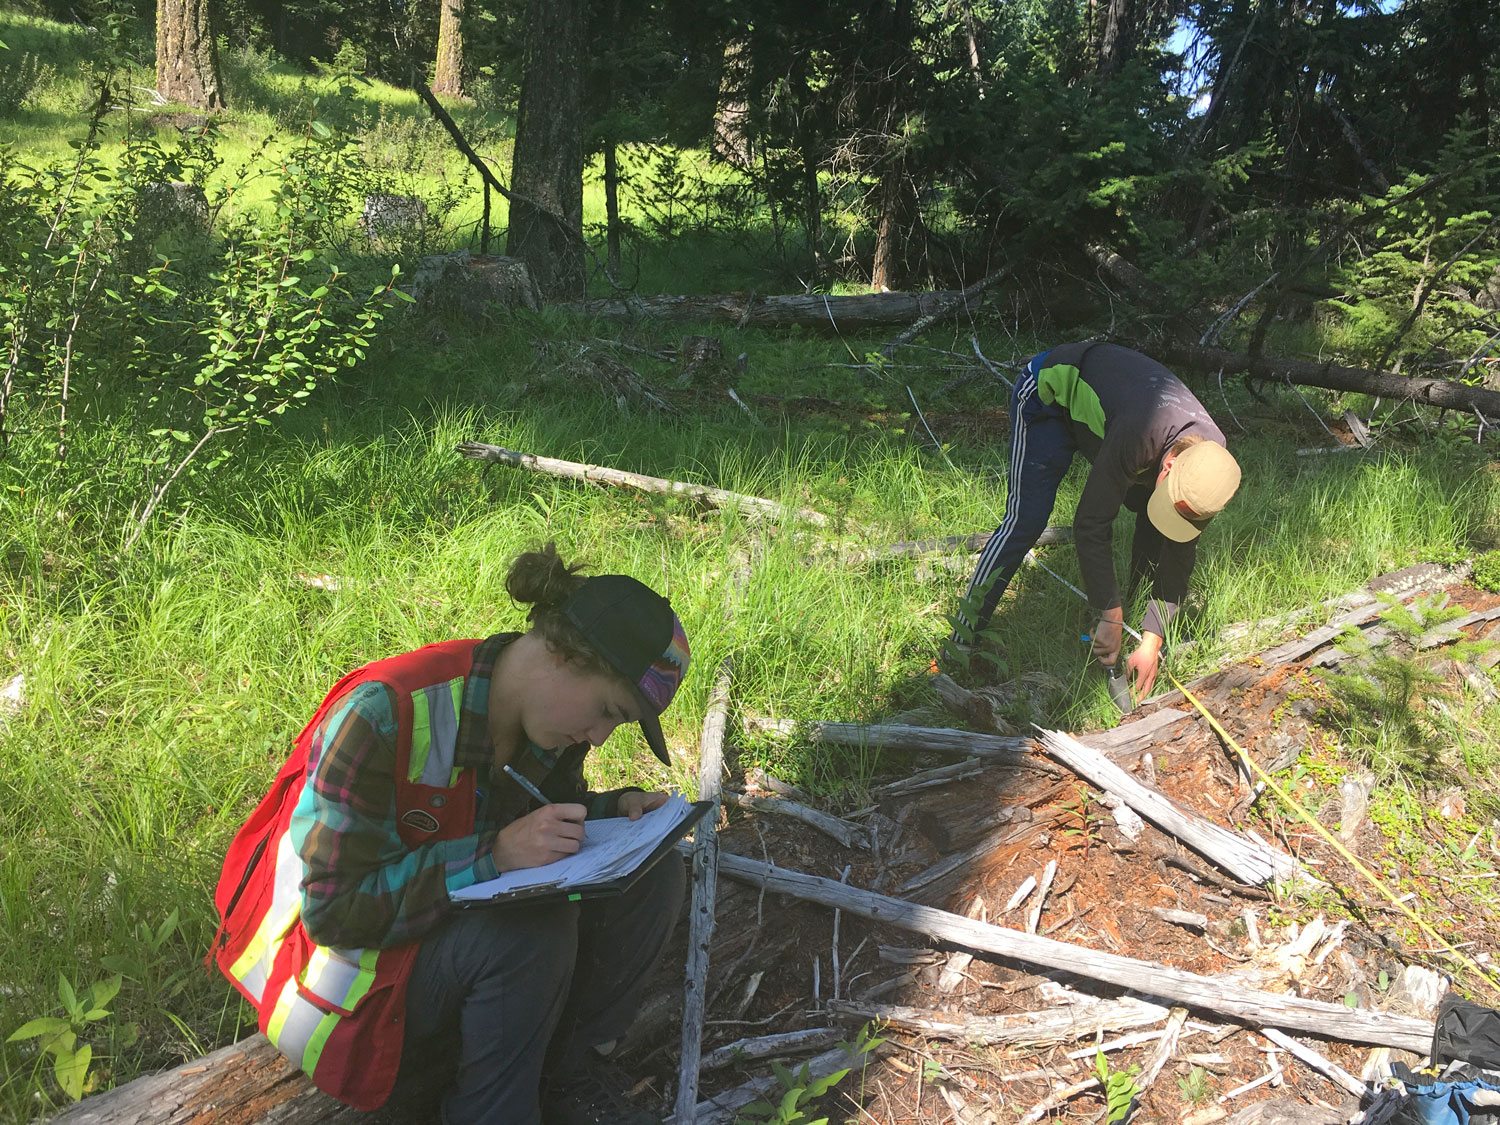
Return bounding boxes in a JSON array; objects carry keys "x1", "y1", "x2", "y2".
[{"x1": 3, "y1": 0, "x2": 1500, "y2": 1118}]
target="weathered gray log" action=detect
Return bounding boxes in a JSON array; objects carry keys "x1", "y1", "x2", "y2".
[
  {"x1": 715, "y1": 851, "x2": 1434, "y2": 1051},
  {"x1": 1074, "y1": 707, "x2": 1191, "y2": 757},
  {"x1": 699, "y1": 1027, "x2": 843, "y2": 1072},
  {"x1": 742, "y1": 717, "x2": 1045, "y2": 768},
  {"x1": 869, "y1": 757, "x2": 984, "y2": 800},
  {"x1": 1159, "y1": 342, "x2": 1500, "y2": 418},
  {"x1": 457, "y1": 442, "x2": 830, "y2": 526},
  {"x1": 674, "y1": 656, "x2": 734, "y2": 1122},
  {"x1": 50, "y1": 1033, "x2": 437, "y2": 1123},
  {"x1": 878, "y1": 265, "x2": 1016, "y2": 358},
  {"x1": 1260, "y1": 1028, "x2": 1367, "y2": 1097},
  {"x1": 1035, "y1": 727, "x2": 1306, "y2": 887},
  {"x1": 560, "y1": 290, "x2": 963, "y2": 331},
  {"x1": 826, "y1": 995, "x2": 1170, "y2": 1045},
  {"x1": 901, "y1": 810, "x2": 1036, "y2": 894},
  {"x1": 724, "y1": 790, "x2": 868, "y2": 850}
]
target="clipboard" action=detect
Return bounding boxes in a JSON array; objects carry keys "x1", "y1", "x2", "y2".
[{"x1": 453, "y1": 799, "x2": 714, "y2": 909}]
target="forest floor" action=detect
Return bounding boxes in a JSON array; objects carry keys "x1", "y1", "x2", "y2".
[{"x1": 623, "y1": 568, "x2": 1500, "y2": 1125}]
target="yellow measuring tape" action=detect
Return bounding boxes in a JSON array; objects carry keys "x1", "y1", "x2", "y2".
[{"x1": 1166, "y1": 670, "x2": 1500, "y2": 1003}]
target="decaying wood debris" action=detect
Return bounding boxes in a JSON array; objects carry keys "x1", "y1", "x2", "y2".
[
  {"x1": 457, "y1": 441, "x2": 832, "y2": 525},
  {"x1": 61, "y1": 557, "x2": 1500, "y2": 1123}
]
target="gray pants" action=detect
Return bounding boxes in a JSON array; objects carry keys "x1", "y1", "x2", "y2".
[{"x1": 397, "y1": 857, "x2": 686, "y2": 1125}]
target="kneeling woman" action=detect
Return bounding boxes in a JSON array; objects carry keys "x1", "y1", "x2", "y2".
[{"x1": 212, "y1": 544, "x2": 691, "y2": 1125}]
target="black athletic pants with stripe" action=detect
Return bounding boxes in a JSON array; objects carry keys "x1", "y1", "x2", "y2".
[{"x1": 951, "y1": 350, "x2": 1078, "y2": 644}]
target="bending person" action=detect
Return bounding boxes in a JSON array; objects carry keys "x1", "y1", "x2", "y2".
[
  {"x1": 212, "y1": 542, "x2": 691, "y2": 1125},
  {"x1": 951, "y1": 341, "x2": 1241, "y2": 697}
]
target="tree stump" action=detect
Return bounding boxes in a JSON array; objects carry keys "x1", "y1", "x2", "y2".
[
  {"x1": 360, "y1": 193, "x2": 428, "y2": 251},
  {"x1": 405, "y1": 251, "x2": 543, "y2": 321},
  {"x1": 676, "y1": 334, "x2": 725, "y2": 387}
]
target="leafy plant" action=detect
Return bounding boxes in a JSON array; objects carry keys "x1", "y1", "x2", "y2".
[
  {"x1": 943, "y1": 572, "x2": 1010, "y2": 679},
  {"x1": 1177, "y1": 1065, "x2": 1214, "y2": 1105},
  {"x1": 1059, "y1": 786, "x2": 1103, "y2": 858},
  {"x1": 1094, "y1": 1048, "x2": 1142, "y2": 1125},
  {"x1": 736, "y1": 1023, "x2": 885, "y2": 1125},
  {"x1": 0, "y1": 49, "x2": 52, "y2": 113},
  {"x1": 1474, "y1": 551, "x2": 1500, "y2": 594},
  {"x1": 7, "y1": 973, "x2": 122, "y2": 1101}
]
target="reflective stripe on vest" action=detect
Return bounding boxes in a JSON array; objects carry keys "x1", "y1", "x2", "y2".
[
  {"x1": 265, "y1": 945, "x2": 381, "y2": 1077},
  {"x1": 408, "y1": 677, "x2": 465, "y2": 787},
  {"x1": 228, "y1": 831, "x2": 307, "y2": 1003}
]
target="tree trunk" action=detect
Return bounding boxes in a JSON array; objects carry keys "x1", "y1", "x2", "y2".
[
  {"x1": 155, "y1": 0, "x2": 225, "y2": 111},
  {"x1": 713, "y1": 36, "x2": 753, "y2": 168},
  {"x1": 604, "y1": 140, "x2": 621, "y2": 281},
  {"x1": 871, "y1": 162, "x2": 904, "y2": 292},
  {"x1": 1096, "y1": 0, "x2": 1133, "y2": 76},
  {"x1": 789, "y1": 60, "x2": 823, "y2": 272},
  {"x1": 431, "y1": 0, "x2": 464, "y2": 98},
  {"x1": 1156, "y1": 341, "x2": 1500, "y2": 419},
  {"x1": 507, "y1": 0, "x2": 587, "y2": 298}
]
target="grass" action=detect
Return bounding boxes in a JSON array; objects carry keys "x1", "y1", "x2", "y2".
[{"x1": 3, "y1": 9, "x2": 1500, "y2": 1116}]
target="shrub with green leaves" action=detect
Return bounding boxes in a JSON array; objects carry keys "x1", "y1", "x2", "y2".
[
  {"x1": 1474, "y1": 550, "x2": 1500, "y2": 594},
  {"x1": 0, "y1": 76, "x2": 401, "y2": 553},
  {"x1": 0, "y1": 49, "x2": 51, "y2": 114}
]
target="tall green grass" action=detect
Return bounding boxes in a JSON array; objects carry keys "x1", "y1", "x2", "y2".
[{"x1": 3, "y1": 14, "x2": 1500, "y2": 1114}]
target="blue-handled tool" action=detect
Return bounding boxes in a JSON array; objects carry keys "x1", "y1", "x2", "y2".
[{"x1": 1081, "y1": 634, "x2": 1133, "y2": 714}]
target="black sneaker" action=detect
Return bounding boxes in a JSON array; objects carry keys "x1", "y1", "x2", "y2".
[{"x1": 540, "y1": 1060, "x2": 660, "y2": 1125}]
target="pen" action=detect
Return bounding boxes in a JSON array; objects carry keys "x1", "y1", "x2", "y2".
[{"x1": 502, "y1": 764, "x2": 552, "y2": 806}]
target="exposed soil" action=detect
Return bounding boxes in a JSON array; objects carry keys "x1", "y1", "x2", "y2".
[{"x1": 621, "y1": 575, "x2": 1500, "y2": 1124}]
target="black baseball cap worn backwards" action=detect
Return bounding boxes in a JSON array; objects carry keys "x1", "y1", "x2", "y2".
[{"x1": 561, "y1": 574, "x2": 691, "y2": 765}]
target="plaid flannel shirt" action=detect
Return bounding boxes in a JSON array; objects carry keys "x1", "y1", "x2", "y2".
[{"x1": 289, "y1": 633, "x2": 641, "y2": 949}]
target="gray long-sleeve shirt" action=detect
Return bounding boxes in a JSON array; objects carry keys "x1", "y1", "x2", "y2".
[{"x1": 1036, "y1": 342, "x2": 1228, "y2": 638}]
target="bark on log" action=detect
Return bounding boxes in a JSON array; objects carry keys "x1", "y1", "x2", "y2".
[
  {"x1": 457, "y1": 442, "x2": 830, "y2": 526},
  {"x1": 1158, "y1": 342, "x2": 1500, "y2": 418},
  {"x1": 50, "y1": 1033, "x2": 438, "y2": 1123},
  {"x1": 826, "y1": 995, "x2": 1171, "y2": 1046},
  {"x1": 878, "y1": 266, "x2": 1016, "y2": 358},
  {"x1": 560, "y1": 290, "x2": 964, "y2": 331},
  {"x1": 743, "y1": 717, "x2": 1046, "y2": 768},
  {"x1": 724, "y1": 790, "x2": 869, "y2": 850},
  {"x1": 715, "y1": 851, "x2": 1433, "y2": 1052},
  {"x1": 699, "y1": 1027, "x2": 843, "y2": 1071},
  {"x1": 1035, "y1": 727, "x2": 1306, "y2": 887}
]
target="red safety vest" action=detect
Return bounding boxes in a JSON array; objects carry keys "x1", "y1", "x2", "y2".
[{"x1": 210, "y1": 639, "x2": 484, "y2": 1110}]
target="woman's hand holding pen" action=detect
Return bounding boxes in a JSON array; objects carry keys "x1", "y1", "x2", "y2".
[{"x1": 491, "y1": 804, "x2": 587, "y2": 872}]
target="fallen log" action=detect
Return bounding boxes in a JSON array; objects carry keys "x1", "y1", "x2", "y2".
[
  {"x1": 724, "y1": 790, "x2": 869, "y2": 850},
  {"x1": 699, "y1": 1027, "x2": 844, "y2": 1072},
  {"x1": 878, "y1": 265, "x2": 1016, "y2": 358},
  {"x1": 715, "y1": 851, "x2": 1434, "y2": 1052},
  {"x1": 560, "y1": 290, "x2": 963, "y2": 331},
  {"x1": 1035, "y1": 727, "x2": 1307, "y2": 887},
  {"x1": 743, "y1": 717, "x2": 1052, "y2": 771},
  {"x1": 1158, "y1": 342, "x2": 1500, "y2": 418},
  {"x1": 457, "y1": 442, "x2": 831, "y2": 526},
  {"x1": 824, "y1": 995, "x2": 1172, "y2": 1046},
  {"x1": 49, "y1": 1033, "x2": 434, "y2": 1124}
]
